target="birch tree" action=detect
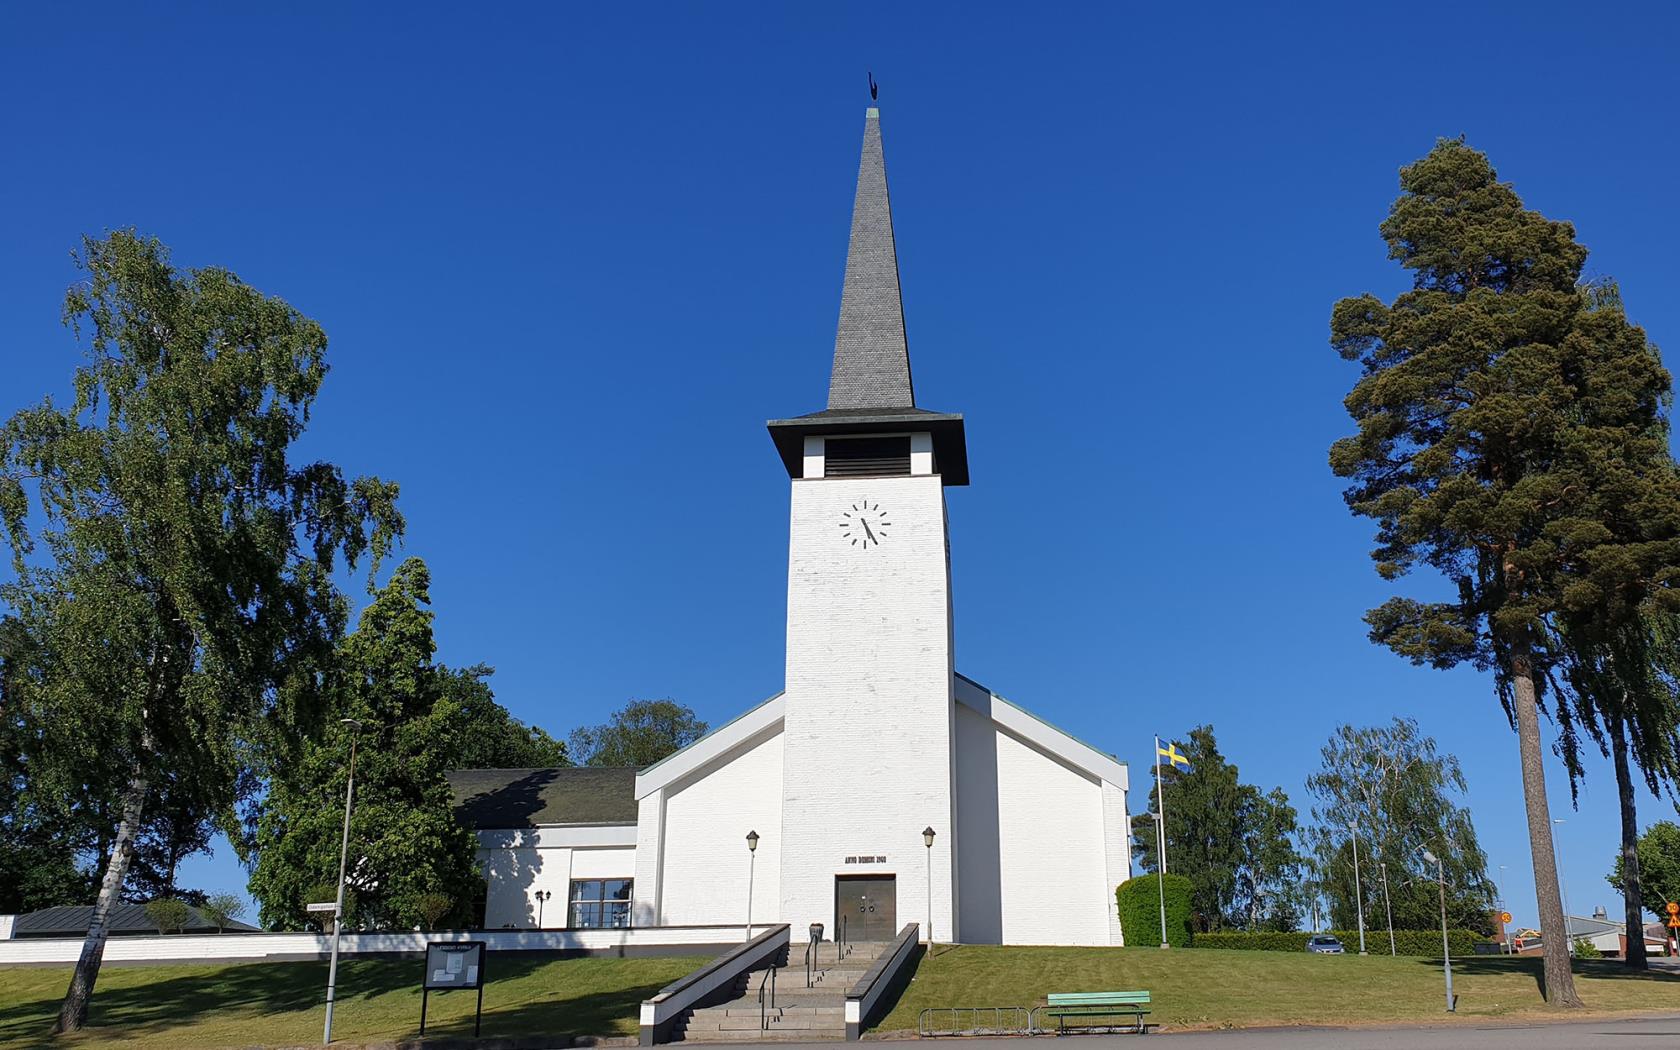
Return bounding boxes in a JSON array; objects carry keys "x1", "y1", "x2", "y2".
[{"x1": 0, "y1": 231, "x2": 401, "y2": 1032}]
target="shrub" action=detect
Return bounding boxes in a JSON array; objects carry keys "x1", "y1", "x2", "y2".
[
  {"x1": 201, "y1": 892, "x2": 247, "y2": 932},
  {"x1": 1190, "y1": 928, "x2": 1484, "y2": 956},
  {"x1": 1573, "y1": 937, "x2": 1603, "y2": 959},
  {"x1": 1116, "y1": 874, "x2": 1193, "y2": 947},
  {"x1": 143, "y1": 898, "x2": 193, "y2": 934},
  {"x1": 1192, "y1": 930, "x2": 1312, "y2": 952},
  {"x1": 417, "y1": 892, "x2": 454, "y2": 931}
]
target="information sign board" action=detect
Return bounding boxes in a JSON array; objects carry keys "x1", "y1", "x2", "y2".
[
  {"x1": 424, "y1": 942, "x2": 485, "y2": 990},
  {"x1": 420, "y1": 941, "x2": 487, "y2": 1035}
]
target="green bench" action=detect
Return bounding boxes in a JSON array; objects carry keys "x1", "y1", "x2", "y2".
[{"x1": 1034, "y1": 991, "x2": 1152, "y2": 1035}]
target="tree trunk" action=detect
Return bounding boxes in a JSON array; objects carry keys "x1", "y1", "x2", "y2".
[
  {"x1": 1607, "y1": 712, "x2": 1648, "y2": 969},
  {"x1": 54, "y1": 762, "x2": 148, "y2": 1033},
  {"x1": 1510, "y1": 649, "x2": 1583, "y2": 1006}
]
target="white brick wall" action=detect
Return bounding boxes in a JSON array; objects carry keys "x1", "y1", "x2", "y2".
[
  {"x1": 479, "y1": 842, "x2": 636, "y2": 929},
  {"x1": 656, "y1": 727, "x2": 784, "y2": 927},
  {"x1": 995, "y1": 728, "x2": 1111, "y2": 945},
  {"x1": 482, "y1": 846, "x2": 569, "y2": 929},
  {"x1": 780, "y1": 472, "x2": 956, "y2": 940}
]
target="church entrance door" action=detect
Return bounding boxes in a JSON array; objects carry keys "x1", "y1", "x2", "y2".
[{"x1": 835, "y1": 875, "x2": 897, "y2": 942}]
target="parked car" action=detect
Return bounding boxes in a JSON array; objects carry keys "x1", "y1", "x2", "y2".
[{"x1": 1306, "y1": 934, "x2": 1345, "y2": 954}]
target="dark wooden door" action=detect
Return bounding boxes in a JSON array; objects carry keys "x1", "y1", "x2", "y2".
[{"x1": 835, "y1": 875, "x2": 896, "y2": 942}]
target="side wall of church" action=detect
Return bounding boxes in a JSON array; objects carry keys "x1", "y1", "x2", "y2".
[
  {"x1": 654, "y1": 727, "x2": 785, "y2": 926},
  {"x1": 478, "y1": 837, "x2": 636, "y2": 930},
  {"x1": 953, "y1": 703, "x2": 1004, "y2": 943},
  {"x1": 954, "y1": 702, "x2": 1123, "y2": 945}
]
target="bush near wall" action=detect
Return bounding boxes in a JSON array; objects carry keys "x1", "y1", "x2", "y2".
[
  {"x1": 1191, "y1": 928, "x2": 1484, "y2": 956},
  {"x1": 1115, "y1": 874, "x2": 1194, "y2": 948}
]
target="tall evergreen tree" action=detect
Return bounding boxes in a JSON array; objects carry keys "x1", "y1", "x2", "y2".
[
  {"x1": 1131, "y1": 726, "x2": 1304, "y2": 931},
  {"x1": 445, "y1": 665, "x2": 569, "y2": 769},
  {"x1": 248, "y1": 559, "x2": 480, "y2": 930},
  {"x1": 0, "y1": 232, "x2": 401, "y2": 1032},
  {"x1": 1327, "y1": 140, "x2": 1680, "y2": 1003},
  {"x1": 248, "y1": 558, "x2": 567, "y2": 929}
]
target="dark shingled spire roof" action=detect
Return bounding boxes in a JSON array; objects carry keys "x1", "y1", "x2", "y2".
[
  {"x1": 766, "y1": 106, "x2": 968, "y2": 486},
  {"x1": 828, "y1": 108, "x2": 914, "y2": 411}
]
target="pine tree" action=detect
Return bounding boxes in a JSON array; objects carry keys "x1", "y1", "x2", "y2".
[{"x1": 1328, "y1": 140, "x2": 1680, "y2": 1004}]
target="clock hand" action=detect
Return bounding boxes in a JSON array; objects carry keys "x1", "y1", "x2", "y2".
[{"x1": 862, "y1": 520, "x2": 876, "y2": 543}]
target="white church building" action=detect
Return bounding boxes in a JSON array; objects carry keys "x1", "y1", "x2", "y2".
[{"x1": 449, "y1": 108, "x2": 1132, "y2": 947}]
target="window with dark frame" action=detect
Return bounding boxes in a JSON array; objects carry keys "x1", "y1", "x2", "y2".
[{"x1": 568, "y1": 878, "x2": 633, "y2": 928}]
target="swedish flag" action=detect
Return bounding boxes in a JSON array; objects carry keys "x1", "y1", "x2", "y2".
[{"x1": 1156, "y1": 741, "x2": 1190, "y2": 770}]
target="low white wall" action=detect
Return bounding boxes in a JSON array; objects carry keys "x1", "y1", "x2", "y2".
[{"x1": 0, "y1": 925, "x2": 751, "y2": 966}]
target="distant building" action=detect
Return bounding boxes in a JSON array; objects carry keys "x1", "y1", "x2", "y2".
[
  {"x1": 5, "y1": 904, "x2": 258, "y2": 938},
  {"x1": 448, "y1": 107, "x2": 1132, "y2": 947},
  {"x1": 1510, "y1": 908, "x2": 1669, "y2": 958}
]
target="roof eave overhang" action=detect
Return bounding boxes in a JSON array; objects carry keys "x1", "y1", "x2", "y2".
[
  {"x1": 635, "y1": 693, "x2": 787, "y2": 799},
  {"x1": 955, "y1": 672, "x2": 1129, "y2": 789},
  {"x1": 765, "y1": 411, "x2": 968, "y2": 486}
]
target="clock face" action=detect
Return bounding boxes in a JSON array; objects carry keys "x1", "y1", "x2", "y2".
[{"x1": 839, "y1": 499, "x2": 890, "y2": 549}]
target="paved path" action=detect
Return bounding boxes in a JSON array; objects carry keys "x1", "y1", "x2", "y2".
[{"x1": 842, "y1": 1015, "x2": 1680, "y2": 1048}]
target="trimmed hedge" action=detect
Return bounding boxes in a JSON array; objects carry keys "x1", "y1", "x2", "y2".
[
  {"x1": 1116, "y1": 874, "x2": 1194, "y2": 948},
  {"x1": 1190, "y1": 928, "x2": 1485, "y2": 956}
]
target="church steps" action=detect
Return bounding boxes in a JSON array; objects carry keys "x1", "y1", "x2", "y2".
[
  {"x1": 678, "y1": 1030, "x2": 848, "y2": 1043},
  {"x1": 669, "y1": 940, "x2": 894, "y2": 1043}
]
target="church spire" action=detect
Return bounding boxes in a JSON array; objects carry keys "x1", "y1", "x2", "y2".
[
  {"x1": 766, "y1": 105, "x2": 967, "y2": 486},
  {"x1": 827, "y1": 107, "x2": 915, "y2": 411}
]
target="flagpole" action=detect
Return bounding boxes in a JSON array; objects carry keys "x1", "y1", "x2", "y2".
[{"x1": 1155, "y1": 735, "x2": 1169, "y2": 949}]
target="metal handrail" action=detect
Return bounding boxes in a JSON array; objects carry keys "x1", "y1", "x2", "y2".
[
  {"x1": 756, "y1": 964, "x2": 777, "y2": 1029},
  {"x1": 838, "y1": 914, "x2": 849, "y2": 960},
  {"x1": 804, "y1": 929, "x2": 820, "y2": 987}
]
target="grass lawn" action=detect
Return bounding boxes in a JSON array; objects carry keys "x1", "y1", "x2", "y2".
[
  {"x1": 877, "y1": 945, "x2": 1680, "y2": 1033},
  {"x1": 0, "y1": 953, "x2": 706, "y2": 1050}
]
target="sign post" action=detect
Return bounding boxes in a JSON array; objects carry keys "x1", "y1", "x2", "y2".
[{"x1": 420, "y1": 942, "x2": 487, "y2": 1037}]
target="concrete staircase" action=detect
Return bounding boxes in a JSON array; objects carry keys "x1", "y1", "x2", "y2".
[{"x1": 674, "y1": 940, "x2": 893, "y2": 1043}]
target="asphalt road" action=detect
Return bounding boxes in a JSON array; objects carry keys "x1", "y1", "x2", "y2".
[{"x1": 848, "y1": 1016, "x2": 1680, "y2": 1048}]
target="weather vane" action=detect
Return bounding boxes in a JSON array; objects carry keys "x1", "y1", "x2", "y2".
[{"x1": 868, "y1": 71, "x2": 878, "y2": 102}]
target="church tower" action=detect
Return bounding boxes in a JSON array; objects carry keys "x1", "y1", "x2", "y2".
[{"x1": 768, "y1": 107, "x2": 968, "y2": 942}]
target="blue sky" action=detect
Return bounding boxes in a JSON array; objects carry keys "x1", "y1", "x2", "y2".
[{"x1": 3, "y1": 4, "x2": 1677, "y2": 931}]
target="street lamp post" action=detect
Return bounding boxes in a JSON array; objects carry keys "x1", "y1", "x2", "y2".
[
  {"x1": 1552, "y1": 819, "x2": 1573, "y2": 955},
  {"x1": 323, "y1": 718, "x2": 362, "y2": 1046},
  {"x1": 745, "y1": 830, "x2": 759, "y2": 940},
  {"x1": 922, "y1": 827, "x2": 936, "y2": 944},
  {"x1": 534, "y1": 890, "x2": 552, "y2": 929},
  {"x1": 1349, "y1": 823, "x2": 1368, "y2": 955},
  {"x1": 1421, "y1": 849, "x2": 1454, "y2": 1012},
  {"x1": 1380, "y1": 861, "x2": 1396, "y2": 956},
  {"x1": 1497, "y1": 864, "x2": 1510, "y2": 954}
]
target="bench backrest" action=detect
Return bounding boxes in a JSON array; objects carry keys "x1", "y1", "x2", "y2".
[{"x1": 1046, "y1": 992, "x2": 1151, "y2": 1007}]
